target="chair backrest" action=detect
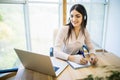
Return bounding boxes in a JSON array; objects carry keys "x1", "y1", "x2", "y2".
[{"x1": 50, "y1": 28, "x2": 59, "y2": 56}]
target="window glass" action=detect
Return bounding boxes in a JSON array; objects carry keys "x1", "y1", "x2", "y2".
[
  {"x1": 88, "y1": 3, "x2": 105, "y2": 48},
  {"x1": 0, "y1": 0, "x2": 25, "y2": 3},
  {"x1": 29, "y1": 3, "x2": 59, "y2": 55},
  {"x1": 28, "y1": 0, "x2": 59, "y2": 2},
  {"x1": 0, "y1": 4, "x2": 26, "y2": 70}
]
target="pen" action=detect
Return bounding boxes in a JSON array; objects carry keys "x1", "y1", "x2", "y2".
[
  {"x1": 83, "y1": 45, "x2": 89, "y2": 53},
  {"x1": 81, "y1": 50, "x2": 85, "y2": 58},
  {"x1": 81, "y1": 45, "x2": 90, "y2": 58},
  {"x1": 77, "y1": 47, "x2": 85, "y2": 58}
]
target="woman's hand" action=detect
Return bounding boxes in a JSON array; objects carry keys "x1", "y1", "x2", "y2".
[
  {"x1": 68, "y1": 55, "x2": 88, "y2": 65},
  {"x1": 80, "y1": 57, "x2": 88, "y2": 65},
  {"x1": 89, "y1": 53, "x2": 98, "y2": 65}
]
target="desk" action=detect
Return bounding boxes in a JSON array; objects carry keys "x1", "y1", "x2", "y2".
[{"x1": 15, "y1": 52, "x2": 120, "y2": 80}]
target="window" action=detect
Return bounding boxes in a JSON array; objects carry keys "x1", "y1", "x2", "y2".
[
  {"x1": 29, "y1": 3, "x2": 59, "y2": 55},
  {"x1": 0, "y1": 1, "x2": 59, "y2": 70},
  {"x1": 29, "y1": 0, "x2": 59, "y2": 2},
  {"x1": 88, "y1": 3, "x2": 105, "y2": 49},
  {"x1": 0, "y1": 4, "x2": 26, "y2": 70}
]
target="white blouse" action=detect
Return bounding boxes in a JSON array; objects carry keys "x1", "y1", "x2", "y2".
[{"x1": 54, "y1": 26, "x2": 95, "y2": 60}]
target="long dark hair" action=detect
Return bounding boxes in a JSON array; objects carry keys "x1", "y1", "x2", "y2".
[{"x1": 66, "y1": 4, "x2": 87, "y2": 40}]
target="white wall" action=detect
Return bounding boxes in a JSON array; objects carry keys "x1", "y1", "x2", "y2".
[{"x1": 105, "y1": 0, "x2": 120, "y2": 57}]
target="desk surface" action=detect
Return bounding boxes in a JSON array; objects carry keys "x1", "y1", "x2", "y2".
[{"x1": 15, "y1": 52, "x2": 120, "y2": 80}]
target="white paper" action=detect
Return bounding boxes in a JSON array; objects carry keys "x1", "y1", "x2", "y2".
[{"x1": 67, "y1": 61, "x2": 91, "y2": 69}]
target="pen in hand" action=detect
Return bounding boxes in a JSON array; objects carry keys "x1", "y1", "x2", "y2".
[
  {"x1": 81, "y1": 51, "x2": 85, "y2": 58},
  {"x1": 80, "y1": 51, "x2": 88, "y2": 64},
  {"x1": 77, "y1": 50, "x2": 85, "y2": 58}
]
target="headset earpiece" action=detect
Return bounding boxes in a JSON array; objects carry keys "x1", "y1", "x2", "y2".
[{"x1": 84, "y1": 15, "x2": 86, "y2": 20}]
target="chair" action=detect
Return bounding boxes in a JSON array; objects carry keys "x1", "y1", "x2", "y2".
[
  {"x1": 50, "y1": 28, "x2": 58, "y2": 57},
  {"x1": 0, "y1": 68, "x2": 18, "y2": 80},
  {"x1": 0, "y1": 68, "x2": 18, "y2": 73},
  {"x1": 0, "y1": 57, "x2": 18, "y2": 79}
]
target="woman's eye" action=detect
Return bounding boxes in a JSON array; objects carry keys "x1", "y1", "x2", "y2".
[
  {"x1": 76, "y1": 15, "x2": 80, "y2": 18},
  {"x1": 70, "y1": 15, "x2": 81, "y2": 18},
  {"x1": 70, "y1": 15, "x2": 73, "y2": 18}
]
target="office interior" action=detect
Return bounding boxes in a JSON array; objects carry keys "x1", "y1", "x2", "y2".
[{"x1": 0, "y1": 0, "x2": 120, "y2": 79}]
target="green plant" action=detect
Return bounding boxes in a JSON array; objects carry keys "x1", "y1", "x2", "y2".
[
  {"x1": 84, "y1": 75, "x2": 104, "y2": 80},
  {"x1": 83, "y1": 71, "x2": 120, "y2": 80},
  {"x1": 106, "y1": 71, "x2": 120, "y2": 80}
]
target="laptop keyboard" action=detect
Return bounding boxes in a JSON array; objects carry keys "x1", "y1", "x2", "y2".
[{"x1": 53, "y1": 66, "x2": 59, "y2": 72}]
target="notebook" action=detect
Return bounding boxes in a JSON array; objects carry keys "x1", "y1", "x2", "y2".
[
  {"x1": 14, "y1": 48, "x2": 68, "y2": 77},
  {"x1": 67, "y1": 61, "x2": 91, "y2": 69}
]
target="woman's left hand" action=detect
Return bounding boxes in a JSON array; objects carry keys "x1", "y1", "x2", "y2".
[{"x1": 89, "y1": 53, "x2": 98, "y2": 65}]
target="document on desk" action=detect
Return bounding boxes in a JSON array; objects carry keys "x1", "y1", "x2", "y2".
[{"x1": 67, "y1": 61, "x2": 91, "y2": 69}]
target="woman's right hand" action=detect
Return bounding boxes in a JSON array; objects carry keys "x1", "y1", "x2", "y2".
[{"x1": 68, "y1": 55, "x2": 88, "y2": 65}]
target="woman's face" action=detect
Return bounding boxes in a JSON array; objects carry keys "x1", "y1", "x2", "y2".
[{"x1": 70, "y1": 9, "x2": 83, "y2": 28}]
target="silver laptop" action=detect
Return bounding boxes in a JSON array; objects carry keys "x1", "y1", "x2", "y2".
[{"x1": 14, "y1": 48, "x2": 68, "y2": 77}]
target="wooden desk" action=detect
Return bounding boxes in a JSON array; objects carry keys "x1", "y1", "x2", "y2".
[{"x1": 15, "y1": 52, "x2": 120, "y2": 80}]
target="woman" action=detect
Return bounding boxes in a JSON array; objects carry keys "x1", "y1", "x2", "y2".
[{"x1": 54, "y1": 4, "x2": 98, "y2": 65}]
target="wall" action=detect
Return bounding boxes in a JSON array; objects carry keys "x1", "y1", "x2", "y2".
[{"x1": 105, "y1": 0, "x2": 120, "y2": 57}]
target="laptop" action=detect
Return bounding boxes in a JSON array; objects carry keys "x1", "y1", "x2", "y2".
[{"x1": 14, "y1": 48, "x2": 68, "y2": 77}]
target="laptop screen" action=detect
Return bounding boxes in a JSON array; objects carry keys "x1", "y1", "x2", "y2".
[{"x1": 53, "y1": 66, "x2": 59, "y2": 72}]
